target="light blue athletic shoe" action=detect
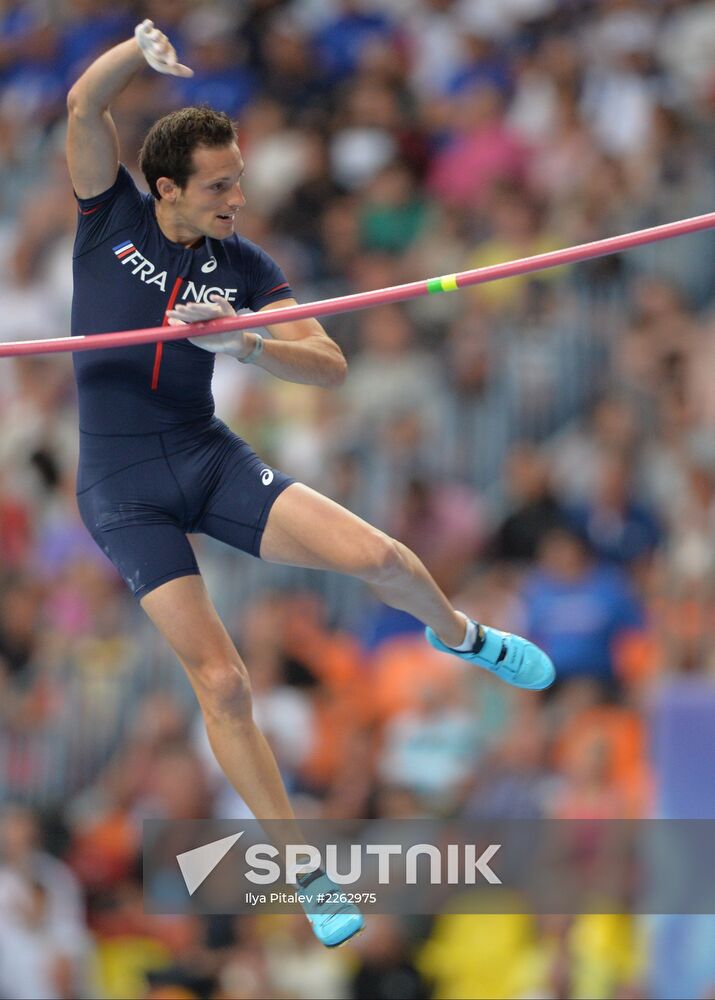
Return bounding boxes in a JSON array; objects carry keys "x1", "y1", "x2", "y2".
[
  {"x1": 298, "y1": 871, "x2": 365, "y2": 948},
  {"x1": 426, "y1": 620, "x2": 555, "y2": 690}
]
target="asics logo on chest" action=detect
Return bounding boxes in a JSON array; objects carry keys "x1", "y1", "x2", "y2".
[{"x1": 112, "y1": 243, "x2": 238, "y2": 303}]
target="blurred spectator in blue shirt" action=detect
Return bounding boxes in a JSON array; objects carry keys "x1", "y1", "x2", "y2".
[
  {"x1": 0, "y1": 2, "x2": 59, "y2": 120},
  {"x1": 172, "y1": 9, "x2": 256, "y2": 117},
  {"x1": 312, "y1": 1, "x2": 395, "y2": 84},
  {"x1": 446, "y1": 29, "x2": 512, "y2": 100},
  {"x1": 258, "y1": 15, "x2": 330, "y2": 117},
  {"x1": 521, "y1": 527, "x2": 645, "y2": 686},
  {"x1": 567, "y1": 453, "x2": 662, "y2": 567},
  {"x1": 58, "y1": 1, "x2": 134, "y2": 90}
]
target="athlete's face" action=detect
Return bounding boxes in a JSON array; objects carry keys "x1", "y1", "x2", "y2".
[{"x1": 161, "y1": 143, "x2": 247, "y2": 243}]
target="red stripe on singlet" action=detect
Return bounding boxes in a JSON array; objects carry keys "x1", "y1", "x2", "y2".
[
  {"x1": 151, "y1": 276, "x2": 183, "y2": 390},
  {"x1": 263, "y1": 281, "x2": 290, "y2": 296}
]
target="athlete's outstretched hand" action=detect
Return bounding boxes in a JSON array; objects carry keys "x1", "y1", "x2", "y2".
[
  {"x1": 168, "y1": 294, "x2": 261, "y2": 360},
  {"x1": 134, "y1": 19, "x2": 193, "y2": 77}
]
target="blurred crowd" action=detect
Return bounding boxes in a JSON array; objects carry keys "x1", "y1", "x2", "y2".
[{"x1": 3, "y1": 0, "x2": 715, "y2": 997}]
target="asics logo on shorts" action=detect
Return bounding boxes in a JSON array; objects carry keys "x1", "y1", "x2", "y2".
[{"x1": 261, "y1": 468, "x2": 274, "y2": 486}]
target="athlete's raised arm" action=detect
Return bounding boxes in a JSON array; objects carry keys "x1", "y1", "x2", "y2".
[{"x1": 66, "y1": 20, "x2": 192, "y2": 199}]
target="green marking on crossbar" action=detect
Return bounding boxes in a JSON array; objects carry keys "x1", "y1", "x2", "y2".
[{"x1": 427, "y1": 274, "x2": 458, "y2": 294}]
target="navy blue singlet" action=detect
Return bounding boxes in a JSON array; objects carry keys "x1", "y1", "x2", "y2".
[{"x1": 72, "y1": 165, "x2": 295, "y2": 599}]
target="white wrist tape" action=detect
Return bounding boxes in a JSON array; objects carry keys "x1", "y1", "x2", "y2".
[{"x1": 240, "y1": 333, "x2": 265, "y2": 364}]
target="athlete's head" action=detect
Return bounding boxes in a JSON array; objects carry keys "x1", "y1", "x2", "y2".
[{"x1": 139, "y1": 106, "x2": 246, "y2": 242}]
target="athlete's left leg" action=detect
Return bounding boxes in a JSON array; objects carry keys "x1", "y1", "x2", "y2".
[
  {"x1": 260, "y1": 483, "x2": 555, "y2": 691},
  {"x1": 260, "y1": 483, "x2": 467, "y2": 647},
  {"x1": 193, "y1": 431, "x2": 554, "y2": 691}
]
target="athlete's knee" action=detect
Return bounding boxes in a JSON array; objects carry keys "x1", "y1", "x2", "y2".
[
  {"x1": 358, "y1": 531, "x2": 408, "y2": 584},
  {"x1": 190, "y1": 657, "x2": 253, "y2": 722}
]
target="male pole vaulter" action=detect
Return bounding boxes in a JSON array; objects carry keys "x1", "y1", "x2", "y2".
[{"x1": 66, "y1": 19, "x2": 554, "y2": 947}]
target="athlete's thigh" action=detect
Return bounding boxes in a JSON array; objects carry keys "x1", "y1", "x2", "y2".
[
  {"x1": 193, "y1": 430, "x2": 384, "y2": 573},
  {"x1": 140, "y1": 574, "x2": 238, "y2": 671},
  {"x1": 194, "y1": 433, "x2": 293, "y2": 557},
  {"x1": 259, "y1": 482, "x2": 388, "y2": 572}
]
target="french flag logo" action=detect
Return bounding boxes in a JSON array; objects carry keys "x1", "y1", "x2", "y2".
[{"x1": 113, "y1": 240, "x2": 137, "y2": 259}]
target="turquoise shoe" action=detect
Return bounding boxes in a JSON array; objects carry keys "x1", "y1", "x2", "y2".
[
  {"x1": 426, "y1": 621, "x2": 555, "y2": 691},
  {"x1": 298, "y1": 872, "x2": 365, "y2": 948}
]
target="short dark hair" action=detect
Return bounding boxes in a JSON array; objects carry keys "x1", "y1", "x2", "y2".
[{"x1": 138, "y1": 106, "x2": 237, "y2": 199}]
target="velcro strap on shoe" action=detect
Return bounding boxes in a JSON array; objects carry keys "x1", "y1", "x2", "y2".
[{"x1": 478, "y1": 627, "x2": 508, "y2": 669}]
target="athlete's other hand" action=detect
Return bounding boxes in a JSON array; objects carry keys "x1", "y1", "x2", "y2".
[
  {"x1": 168, "y1": 293, "x2": 237, "y2": 326},
  {"x1": 134, "y1": 20, "x2": 193, "y2": 77},
  {"x1": 168, "y1": 295, "x2": 256, "y2": 359}
]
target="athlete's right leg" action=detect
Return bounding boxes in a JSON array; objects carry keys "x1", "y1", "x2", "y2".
[
  {"x1": 76, "y1": 432, "x2": 364, "y2": 943},
  {"x1": 139, "y1": 574, "x2": 301, "y2": 831}
]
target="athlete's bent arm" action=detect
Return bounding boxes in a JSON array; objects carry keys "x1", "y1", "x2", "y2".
[
  {"x1": 66, "y1": 22, "x2": 191, "y2": 199},
  {"x1": 256, "y1": 301, "x2": 347, "y2": 388}
]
